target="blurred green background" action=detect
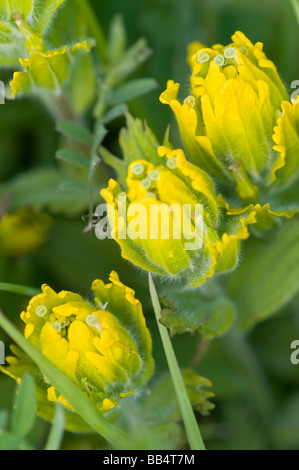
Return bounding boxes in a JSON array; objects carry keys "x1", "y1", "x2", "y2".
[{"x1": 0, "y1": 0, "x2": 299, "y2": 450}]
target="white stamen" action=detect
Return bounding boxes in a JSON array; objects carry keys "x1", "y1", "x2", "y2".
[
  {"x1": 239, "y1": 46, "x2": 248, "y2": 56},
  {"x1": 86, "y1": 314, "x2": 99, "y2": 327},
  {"x1": 183, "y1": 95, "x2": 195, "y2": 108},
  {"x1": 213, "y1": 55, "x2": 225, "y2": 66},
  {"x1": 36, "y1": 305, "x2": 47, "y2": 317},
  {"x1": 102, "y1": 302, "x2": 108, "y2": 310},
  {"x1": 146, "y1": 192, "x2": 157, "y2": 199},
  {"x1": 52, "y1": 322, "x2": 62, "y2": 333},
  {"x1": 85, "y1": 314, "x2": 103, "y2": 333},
  {"x1": 142, "y1": 178, "x2": 151, "y2": 189},
  {"x1": 197, "y1": 51, "x2": 210, "y2": 63},
  {"x1": 131, "y1": 163, "x2": 144, "y2": 175},
  {"x1": 148, "y1": 170, "x2": 159, "y2": 181},
  {"x1": 166, "y1": 157, "x2": 177, "y2": 170},
  {"x1": 224, "y1": 47, "x2": 236, "y2": 59}
]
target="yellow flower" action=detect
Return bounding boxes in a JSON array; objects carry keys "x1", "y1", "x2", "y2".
[
  {"x1": 0, "y1": 272, "x2": 154, "y2": 430},
  {"x1": 160, "y1": 31, "x2": 299, "y2": 203},
  {"x1": 0, "y1": 208, "x2": 51, "y2": 257},
  {"x1": 100, "y1": 147, "x2": 268, "y2": 287}
]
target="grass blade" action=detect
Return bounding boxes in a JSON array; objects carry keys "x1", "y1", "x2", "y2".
[
  {"x1": 0, "y1": 283, "x2": 41, "y2": 297},
  {"x1": 148, "y1": 273, "x2": 205, "y2": 450}
]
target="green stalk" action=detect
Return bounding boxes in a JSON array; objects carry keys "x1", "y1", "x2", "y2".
[
  {"x1": 0, "y1": 283, "x2": 41, "y2": 297},
  {"x1": 74, "y1": 0, "x2": 107, "y2": 61},
  {"x1": 45, "y1": 405, "x2": 66, "y2": 451},
  {"x1": 0, "y1": 311, "x2": 135, "y2": 450},
  {"x1": 148, "y1": 274, "x2": 205, "y2": 451},
  {"x1": 290, "y1": 0, "x2": 299, "y2": 24}
]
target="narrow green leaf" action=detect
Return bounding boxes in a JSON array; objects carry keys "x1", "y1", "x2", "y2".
[
  {"x1": 92, "y1": 123, "x2": 107, "y2": 155},
  {"x1": 148, "y1": 274, "x2": 206, "y2": 451},
  {"x1": 290, "y1": 0, "x2": 299, "y2": 24},
  {"x1": 58, "y1": 180, "x2": 88, "y2": 192},
  {"x1": 0, "y1": 312, "x2": 135, "y2": 449},
  {"x1": 107, "y1": 14, "x2": 127, "y2": 63},
  {"x1": 106, "y1": 38, "x2": 152, "y2": 86},
  {"x1": 44, "y1": 404, "x2": 65, "y2": 451},
  {"x1": 101, "y1": 103, "x2": 128, "y2": 125},
  {"x1": 109, "y1": 78, "x2": 158, "y2": 106},
  {"x1": 56, "y1": 148, "x2": 89, "y2": 168},
  {"x1": 0, "y1": 410, "x2": 9, "y2": 429},
  {"x1": 11, "y1": 373, "x2": 36, "y2": 438},
  {"x1": 56, "y1": 120, "x2": 93, "y2": 145},
  {"x1": 0, "y1": 168, "x2": 99, "y2": 216},
  {"x1": 0, "y1": 283, "x2": 41, "y2": 297}
]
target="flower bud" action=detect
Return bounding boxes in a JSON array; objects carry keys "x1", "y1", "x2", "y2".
[
  {"x1": 160, "y1": 31, "x2": 298, "y2": 203},
  {"x1": 100, "y1": 147, "x2": 261, "y2": 287},
  {"x1": 0, "y1": 272, "x2": 154, "y2": 429}
]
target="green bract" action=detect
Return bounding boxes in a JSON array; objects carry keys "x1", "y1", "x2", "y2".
[{"x1": 9, "y1": 40, "x2": 94, "y2": 97}]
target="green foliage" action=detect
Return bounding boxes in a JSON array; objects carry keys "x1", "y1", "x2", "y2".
[
  {"x1": 0, "y1": 0, "x2": 299, "y2": 452},
  {"x1": 0, "y1": 373, "x2": 36, "y2": 450},
  {"x1": 226, "y1": 218, "x2": 299, "y2": 331},
  {"x1": 160, "y1": 293, "x2": 235, "y2": 339}
]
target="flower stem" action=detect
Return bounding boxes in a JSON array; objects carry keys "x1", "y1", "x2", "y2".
[{"x1": 148, "y1": 273, "x2": 206, "y2": 451}]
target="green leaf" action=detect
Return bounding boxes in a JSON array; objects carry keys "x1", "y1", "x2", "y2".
[
  {"x1": 32, "y1": 0, "x2": 66, "y2": 32},
  {"x1": 0, "y1": 283, "x2": 41, "y2": 297},
  {"x1": 44, "y1": 404, "x2": 65, "y2": 451},
  {"x1": 109, "y1": 78, "x2": 158, "y2": 106},
  {"x1": 0, "y1": 312, "x2": 135, "y2": 449},
  {"x1": 159, "y1": 292, "x2": 235, "y2": 339},
  {"x1": 0, "y1": 168, "x2": 100, "y2": 216},
  {"x1": 106, "y1": 38, "x2": 152, "y2": 87},
  {"x1": 92, "y1": 123, "x2": 107, "y2": 155},
  {"x1": 58, "y1": 180, "x2": 88, "y2": 192},
  {"x1": 0, "y1": 0, "x2": 34, "y2": 22},
  {"x1": 107, "y1": 14, "x2": 127, "y2": 63},
  {"x1": 9, "y1": 41, "x2": 94, "y2": 98},
  {"x1": 141, "y1": 370, "x2": 214, "y2": 422},
  {"x1": 0, "y1": 431, "x2": 33, "y2": 450},
  {"x1": 100, "y1": 113, "x2": 160, "y2": 185},
  {"x1": 56, "y1": 120, "x2": 93, "y2": 146},
  {"x1": 290, "y1": 0, "x2": 299, "y2": 24},
  {"x1": 0, "y1": 409, "x2": 9, "y2": 429},
  {"x1": 225, "y1": 217, "x2": 299, "y2": 331},
  {"x1": 11, "y1": 373, "x2": 36, "y2": 438},
  {"x1": 56, "y1": 148, "x2": 89, "y2": 169},
  {"x1": 101, "y1": 103, "x2": 128, "y2": 125}
]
